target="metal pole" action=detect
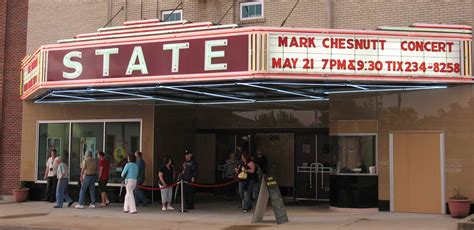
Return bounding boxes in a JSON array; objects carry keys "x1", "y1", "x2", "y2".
[
  {"x1": 180, "y1": 178, "x2": 184, "y2": 213},
  {"x1": 174, "y1": 182, "x2": 179, "y2": 203}
]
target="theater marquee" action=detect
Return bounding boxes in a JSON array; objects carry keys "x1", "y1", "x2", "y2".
[
  {"x1": 268, "y1": 33, "x2": 469, "y2": 78},
  {"x1": 19, "y1": 21, "x2": 473, "y2": 100}
]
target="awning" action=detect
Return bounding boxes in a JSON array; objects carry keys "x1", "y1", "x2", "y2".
[{"x1": 34, "y1": 80, "x2": 447, "y2": 105}]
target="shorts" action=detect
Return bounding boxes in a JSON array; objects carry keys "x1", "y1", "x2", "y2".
[{"x1": 98, "y1": 179, "x2": 108, "y2": 192}]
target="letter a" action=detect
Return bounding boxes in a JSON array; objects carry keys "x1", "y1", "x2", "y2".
[{"x1": 126, "y1": 46, "x2": 148, "y2": 75}]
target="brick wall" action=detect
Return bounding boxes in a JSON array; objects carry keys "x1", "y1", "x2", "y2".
[
  {"x1": 27, "y1": 0, "x2": 109, "y2": 54},
  {"x1": 0, "y1": 0, "x2": 28, "y2": 195},
  {"x1": 331, "y1": 0, "x2": 473, "y2": 29},
  {"x1": 26, "y1": 0, "x2": 474, "y2": 55}
]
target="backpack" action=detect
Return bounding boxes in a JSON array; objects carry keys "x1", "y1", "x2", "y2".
[{"x1": 223, "y1": 161, "x2": 236, "y2": 179}]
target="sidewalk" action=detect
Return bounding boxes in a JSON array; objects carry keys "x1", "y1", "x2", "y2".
[{"x1": 0, "y1": 197, "x2": 461, "y2": 230}]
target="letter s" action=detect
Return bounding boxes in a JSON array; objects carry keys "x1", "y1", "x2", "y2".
[{"x1": 63, "y1": 51, "x2": 83, "y2": 79}]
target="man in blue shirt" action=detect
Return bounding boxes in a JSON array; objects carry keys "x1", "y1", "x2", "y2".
[{"x1": 134, "y1": 151, "x2": 149, "y2": 206}]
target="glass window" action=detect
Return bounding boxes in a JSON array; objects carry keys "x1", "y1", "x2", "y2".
[
  {"x1": 161, "y1": 9, "x2": 182, "y2": 22},
  {"x1": 37, "y1": 123, "x2": 70, "y2": 180},
  {"x1": 105, "y1": 122, "x2": 141, "y2": 183},
  {"x1": 330, "y1": 135, "x2": 376, "y2": 174},
  {"x1": 70, "y1": 123, "x2": 104, "y2": 181},
  {"x1": 240, "y1": 2, "x2": 263, "y2": 20}
]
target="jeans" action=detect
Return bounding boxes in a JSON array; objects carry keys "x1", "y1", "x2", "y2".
[
  {"x1": 239, "y1": 180, "x2": 256, "y2": 210},
  {"x1": 183, "y1": 183, "x2": 194, "y2": 209},
  {"x1": 224, "y1": 178, "x2": 237, "y2": 199},
  {"x1": 124, "y1": 179, "x2": 137, "y2": 213},
  {"x1": 44, "y1": 176, "x2": 57, "y2": 202},
  {"x1": 56, "y1": 178, "x2": 73, "y2": 207},
  {"x1": 160, "y1": 185, "x2": 173, "y2": 204},
  {"x1": 134, "y1": 179, "x2": 149, "y2": 204},
  {"x1": 252, "y1": 176, "x2": 262, "y2": 199},
  {"x1": 79, "y1": 175, "x2": 96, "y2": 205}
]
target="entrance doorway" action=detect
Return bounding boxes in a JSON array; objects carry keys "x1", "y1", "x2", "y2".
[
  {"x1": 210, "y1": 129, "x2": 329, "y2": 198},
  {"x1": 215, "y1": 133, "x2": 255, "y2": 185},
  {"x1": 294, "y1": 134, "x2": 332, "y2": 200},
  {"x1": 390, "y1": 132, "x2": 445, "y2": 214}
]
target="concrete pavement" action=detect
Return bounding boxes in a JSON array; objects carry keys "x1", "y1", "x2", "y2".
[{"x1": 0, "y1": 196, "x2": 462, "y2": 230}]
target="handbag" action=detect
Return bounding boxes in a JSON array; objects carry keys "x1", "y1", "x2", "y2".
[{"x1": 237, "y1": 171, "x2": 247, "y2": 180}]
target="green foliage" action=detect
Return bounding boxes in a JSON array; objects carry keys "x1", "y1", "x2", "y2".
[
  {"x1": 19, "y1": 181, "x2": 28, "y2": 189},
  {"x1": 450, "y1": 187, "x2": 469, "y2": 200}
]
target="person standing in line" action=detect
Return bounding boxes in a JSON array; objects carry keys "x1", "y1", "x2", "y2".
[
  {"x1": 43, "y1": 149, "x2": 58, "y2": 202},
  {"x1": 98, "y1": 151, "x2": 111, "y2": 207},
  {"x1": 223, "y1": 153, "x2": 239, "y2": 200},
  {"x1": 134, "y1": 151, "x2": 150, "y2": 206},
  {"x1": 182, "y1": 149, "x2": 198, "y2": 210},
  {"x1": 235, "y1": 152, "x2": 257, "y2": 213},
  {"x1": 254, "y1": 148, "x2": 268, "y2": 174},
  {"x1": 158, "y1": 155, "x2": 175, "y2": 211},
  {"x1": 53, "y1": 157, "x2": 74, "y2": 208},
  {"x1": 75, "y1": 151, "x2": 97, "y2": 209},
  {"x1": 253, "y1": 148, "x2": 268, "y2": 199},
  {"x1": 121, "y1": 153, "x2": 139, "y2": 214}
]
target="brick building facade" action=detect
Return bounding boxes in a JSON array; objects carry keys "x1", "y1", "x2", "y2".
[
  {"x1": 2, "y1": 1, "x2": 473, "y2": 215},
  {"x1": 0, "y1": 0, "x2": 28, "y2": 196}
]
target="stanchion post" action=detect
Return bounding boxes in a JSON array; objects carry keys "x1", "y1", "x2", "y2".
[{"x1": 180, "y1": 178, "x2": 185, "y2": 213}]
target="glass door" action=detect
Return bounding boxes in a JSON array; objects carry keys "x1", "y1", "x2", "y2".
[
  {"x1": 215, "y1": 134, "x2": 236, "y2": 185},
  {"x1": 294, "y1": 134, "x2": 333, "y2": 200},
  {"x1": 315, "y1": 135, "x2": 332, "y2": 200},
  {"x1": 294, "y1": 134, "x2": 317, "y2": 199}
]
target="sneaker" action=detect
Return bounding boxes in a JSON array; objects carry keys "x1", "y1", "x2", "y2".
[
  {"x1": 162, "y1": 207, "x2": 166, "y2": 211},
  {"x1": 89, "y1": 204, "x2": 96, "y2": 209},
  {"x1": 68, "y1": 202, "x2": 74, "y2": 207},
  {"x1": 129, "y1": 211, "x2": 137, "y2": 214},
  {"x1": 242, "y1": 209, "x2": 248, "y2": 213},
  {"x1": 53, "y1": 205, "x2": 62, "y2": 208},
  {"x1": 75, "y1": 205, "x2": 84, "y2": 209},
  {"x1": 123, "y1": 210, "x2": 129, "y2": 213},
  {"x1": 167, "y1": 206, "x2": 175, "y2": 210}
]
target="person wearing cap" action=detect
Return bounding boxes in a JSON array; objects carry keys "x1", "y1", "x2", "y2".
[{"x1": 182, "y1": 149, "x2": 198, "y2": 210}]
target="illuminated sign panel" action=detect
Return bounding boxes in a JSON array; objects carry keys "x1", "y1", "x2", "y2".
[
  {"x1": 268, "y1": 33, "x2": 465, "y2": 78},
  {"x1": 21, "y1": 54, "x2": 39, "y2": 93},
  {"x1": 46, "y1": 35, "x2": 249, "y2": 82}
]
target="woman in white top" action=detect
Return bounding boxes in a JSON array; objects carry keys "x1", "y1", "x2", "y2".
[{"x1": 43, "y1": 149, "x2": 58, "y2": 202}]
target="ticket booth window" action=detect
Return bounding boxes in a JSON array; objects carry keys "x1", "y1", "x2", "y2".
[{"x1": 330, "y1": 135, "x2": 376, "y2": 174}]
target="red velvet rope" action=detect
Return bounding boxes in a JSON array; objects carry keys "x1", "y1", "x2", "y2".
[
  {"x1": 135, "y1": 179, "x2": 238, "y2": 190},
  {"x1": 136, "y1": 182, "x2": 179, "y2": 191},
  {"x1": 185, "y1": 179, "x2": 238, "y2": 188}
]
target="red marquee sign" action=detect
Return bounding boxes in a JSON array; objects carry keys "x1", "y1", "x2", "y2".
[{"x1": 46, "y1": 35, "x2": 248, "y2": 82}]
